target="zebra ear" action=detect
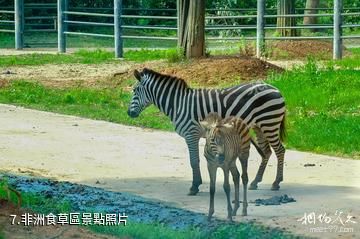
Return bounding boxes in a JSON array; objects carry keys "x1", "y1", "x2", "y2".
[
  {"x1": 222, "y1": 122, "x2": 234, "y2": 129},
  {"x1": 134, "y1": 70, "x2": 142, "y2": 81},
  {"x1": 199, "y1": 120, "x2": 210, "y2": 130}
]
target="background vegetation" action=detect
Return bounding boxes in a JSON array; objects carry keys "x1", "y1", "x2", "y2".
[{"x1": 1, "y1": 0, "x2": 359, "y2": 49}]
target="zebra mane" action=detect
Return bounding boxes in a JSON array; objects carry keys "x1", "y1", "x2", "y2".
[{"x1": 142, "y1": 68, "x2": 189, "y2": 89}]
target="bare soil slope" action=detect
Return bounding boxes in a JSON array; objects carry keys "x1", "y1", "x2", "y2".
[{"x1": 0, "y1": 56, "x2": 283, "y2": 89}]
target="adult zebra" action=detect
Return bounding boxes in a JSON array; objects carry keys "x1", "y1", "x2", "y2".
[{"x1": 127, "y1": 68, "x2": 286, "y2": 195}]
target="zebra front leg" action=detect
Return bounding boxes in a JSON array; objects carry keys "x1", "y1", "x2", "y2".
[
  {"x1": 207, "y1": 163, "x2": 217, "y2": 221},
  {"x1": 186, "y1": 137, "x2": 202, "y2": 195},
  {"x1": 223, "y1": 169, "x2": 233, "y2": 221},
  {"x1": 229, "y1": 162, "x2": 240, "y2": 216}
]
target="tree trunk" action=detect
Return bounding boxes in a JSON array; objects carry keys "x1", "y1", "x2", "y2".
[
  {"x1": 277, "y1": 0, "x2": 297, "y2": 37},
  {"x1": 303, "y1": 0, "x2": 320, "y2": 32},
  {"x1": 178, "y1": 0, "x2": 205, "y2": 58}
]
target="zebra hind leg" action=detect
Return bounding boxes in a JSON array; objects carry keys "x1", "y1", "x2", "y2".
[
  {"x1": 229, "y1": 162, "x2": 240, "y2": 216},
  {"x1": 239, "y1": 153, "x2": 249, "y2": 216},
  {"x1": 249, "y1": 127, "x2": 272, "y2": 190},
  {"x1": 268, "y1": 140, "x2": 285, "y2": 191},
  {"x1": 222, "y1": 168, "x2": 233, "y2": 221}
]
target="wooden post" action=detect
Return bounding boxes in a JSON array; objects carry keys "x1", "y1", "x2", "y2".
[
  {"x1": 256, "y1": 0, "x2": 265, "y2": 58},
  {"x1": 303, "y1": 0, "x2": 320, "y2": 32},
  {"x1": 333, "y1": 0, "x2": 343, "y2": 59},
  {"x1": 186, "y1": 0, "x2": 205, "y2": 58},
  {"x1": 178, "y1": 0, "x2": 190, "y2": 51},
  {"x1": 176, "y1": 0, "x2": 181, "y2": 47},
  {"x1": 57, "y1": 0, "x2": 66, "y2": 53},
  {"x1": 114, "y1": 0, "x2": 123, "y2": 58},
  {"x1": 277, "y1": 0, "x2": 297, "y2": 36},
  {"x1": 15, "y1": 0, "x2": 24, "y2": 50}
]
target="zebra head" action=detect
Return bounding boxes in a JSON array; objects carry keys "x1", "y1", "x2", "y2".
[
  {"x1": 127, "y1": 69, "x2": 153, "y2": 118},
  {"x1": 200, "y1": 113, "x2": 227, "y2": 163}
]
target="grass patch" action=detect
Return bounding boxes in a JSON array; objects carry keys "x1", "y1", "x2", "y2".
[
  {"x1": 334, "y1": 48, "x2": 360, "y2": 69},
  {"x1": 125, "y1": 48, "x2": 185, "y2": 63},
  {"x1": 90, "y1": 222, "x2": 299, "y2": 239},
  {"x1": 0, "y1": 32, "x2": 177, "y2": 49},
  {"x1": 0, "y1": 179, "x2": 71, "y2": 214},
  {"x1": 0, "y1": 49, "x2": 115, "y2": 66},
  {"x1": 268, "y1": 59, "x2": 360, "y2": 158},
  {"x1": 0, "y1": 81, "x2": 173, "y2": 130},
  {"x1": 0, "y1": 48, "x2": 183, "y2": 66}
]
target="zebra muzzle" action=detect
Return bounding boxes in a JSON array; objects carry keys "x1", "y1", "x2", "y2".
[
  {"x1": 216, "y1": 154, "x2": 225, "y2": 163},
  {"x1": 127, "y1": 109, "x2": 139, "y2": 118}
]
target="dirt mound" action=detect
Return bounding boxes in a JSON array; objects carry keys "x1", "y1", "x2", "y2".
[
  {"x1": 269, "y1": 40, "x2": 343, "y2": 59},
  {"x1": 160, "y1": 56, "x2": 283, "y2": 86},
  {"x1": 117, "y1": 56, "x2": 283, "y2": 89}
]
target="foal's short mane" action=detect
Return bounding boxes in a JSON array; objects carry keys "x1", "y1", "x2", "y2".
[{"x1": 142, "y1": 68, "x2": 189, "y2": 89}]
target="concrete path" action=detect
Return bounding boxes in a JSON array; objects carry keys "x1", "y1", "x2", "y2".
[{"x1": 0, "y1": 104, "x2": 359, "y2": 238}]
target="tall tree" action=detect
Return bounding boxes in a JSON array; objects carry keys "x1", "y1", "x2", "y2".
[
  {"x1": 303, "y1": 0, "x2": 320, "y2": 32},
  {"x1": 276, "y1": 0, "x2": 297, "y2": 36},
  {"x1": 178, "y1": 0, "x2": 205, "y2": 58}
]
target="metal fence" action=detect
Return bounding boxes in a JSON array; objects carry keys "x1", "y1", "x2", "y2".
[{"x1": 0, "y1": 0, "x2": 359, "y2": 59}]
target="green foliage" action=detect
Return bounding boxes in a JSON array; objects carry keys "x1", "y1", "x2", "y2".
[
  {"x1": 91, "y1": 223, "x2": 204, "y2": 239},
  {"x1": 0, "y1": 50, "x2": 115, "y2": 66},
  {"x1": 165, "y1": 48, "x2": 186, "y2": 63},
  {"x1": 0, "y1": 81, "x2": 174, "y2": 131},
  {"x1": 334, "y1": 48, "x2": 360, "y2": 69},
  {"x1": 91, "y1": 222, "x2": 301, "y2": 239},
  {"x1": 0, "y1": 48, "x2": 185, "y2": 66},
  {"x1": 125, "y1": 49, "x2": 167, "y2": 62},
  {"x1": 0, "y1": 178, "x2": 71, "y2": 214},
  {"x1": 268, "y1": 58, "x2": 360, "y2": 158}
]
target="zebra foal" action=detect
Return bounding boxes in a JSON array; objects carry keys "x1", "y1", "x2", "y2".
[
  {"x1": 127, "y1": 68, "x2": 286, "y2": 195},
  {"x1": 200, "y1": 113, "x2": 250, "y2": 221}
]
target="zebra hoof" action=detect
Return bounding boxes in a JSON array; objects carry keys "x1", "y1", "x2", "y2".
[
  {"x1": 188, "y1": 186, "x2": 199, "y2": 196},
  {"x1": 271, "y1": 184, "x2": 280, "y2": 191},
  {"x1": 248, "y1": 183, "x2": 258, "y2": 190}
]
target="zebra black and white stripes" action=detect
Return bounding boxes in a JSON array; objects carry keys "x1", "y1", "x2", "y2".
[{"x1": 128, "y1": 68, "x2": 286, "y2": 195}]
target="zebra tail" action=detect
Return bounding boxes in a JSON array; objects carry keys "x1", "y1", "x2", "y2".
[
  {"x1": 280, "y1": 114, "x2": 287, "y2": 142},
  {"x1": 250, "y1": 138, "x2": 266, "y2": 159}
]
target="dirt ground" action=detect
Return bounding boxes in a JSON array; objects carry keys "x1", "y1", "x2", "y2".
[
  {"x1": 0, "y1": 104, "x2": 359, "y2": 239},
  {"x1": 0, "y1": 56, "x2": 284, "y2": 89},
  {"x1": 269, "y1": 40, "x2": 339, "y2": 59},
  {"x1": 0, "y1": 200, "x2": 119, "y2": 239}
]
